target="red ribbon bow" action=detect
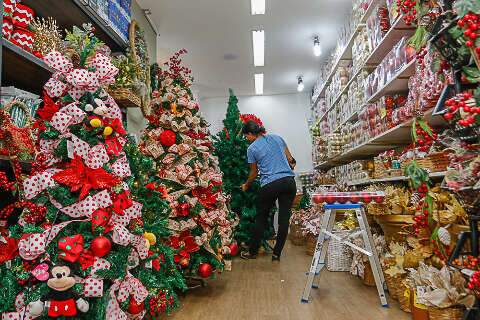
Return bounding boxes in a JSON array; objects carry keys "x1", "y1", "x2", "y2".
[
  {"x1": 58, "y1": 234, "x2": 84, "y2": 263},
  {"x1": 79, "y1": 249, "x2": 95, "y2": 270},
  {"x1": 104, "y1": 118, "x2": 127, "y2": 135},
  {"x1": 168, "y1": 231, "x2": 199, "y2": 265},
  {"x1": 91, "y1": 208, "x2": 112, "y2": 232},
  {"x1": 105, "y1": 136, "x2": 123, "y2": 156},
  {"x1": 113, "y1": 191, "x2": 133, "y2": 215},
  {"x1": 0, "y1": 236, "x2": 19, "y2": 264},
  {"x1": 53, "y1": 155, "x2": 120, "y2": 200}
]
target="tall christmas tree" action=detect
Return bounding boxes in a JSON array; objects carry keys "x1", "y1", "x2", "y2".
[
  {"x1": 213, "y1": 90, "x2": 273, "y2": 248},
  {"x1": 0, "y1": 26, "x2": 182, "y2": 320},
  {"x1": 139, "y1": 50, "x2": 236, "y2": 277}
]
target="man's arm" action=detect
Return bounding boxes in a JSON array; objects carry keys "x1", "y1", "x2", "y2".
[
  {"x1": 242, "y1": 163, "x2": 258, "y2": 191},
  {"x1": 284, "y1": 147, "x2": 296, "y2": 169}
]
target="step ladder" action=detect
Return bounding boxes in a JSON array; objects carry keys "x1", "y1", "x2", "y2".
[{"x1": 301, "y1": 203, "x2": 388, "y2": 307}]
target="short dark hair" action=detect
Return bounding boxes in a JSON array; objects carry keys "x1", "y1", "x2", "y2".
[{"x1": 242, "y1": 120, "x2": 266, "y2": 135}]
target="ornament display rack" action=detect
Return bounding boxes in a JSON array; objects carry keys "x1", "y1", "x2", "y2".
[
  {"x1": 0, "y1": 0, "x2": 128, "y2": 95},
  {"x1": 312, "y1": 0, "x2": 380, "y2": 109},
  {"x1": 315, "y1": 16, "x2": 416, "y2": 128}
]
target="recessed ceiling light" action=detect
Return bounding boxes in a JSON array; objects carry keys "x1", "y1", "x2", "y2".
[
  {"x1": 313, "y1": 36, "x2": 322, "y2": 57},
  {"x1": 252, "y1": 30, "x2": 265, "y2": 67},
  {"x1": 251, "y1": 0, "x2": 265, "y2": 15},
  {"x1": 255, "y1": 73, "x2": 264, "y2": 95},
  {"x1": 297, "y1": 76, "x2": 304, "y2": 92}
]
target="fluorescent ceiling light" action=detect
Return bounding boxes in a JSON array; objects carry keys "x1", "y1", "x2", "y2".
[
  {"x1": 297, "y1": 77, "x2": 304, "y2": 92},
  {"x1": 313, "y1": 36, "x2": 322, "y2": 57},
  {"x1": 251, "y1": 0, "x2": 265, "y2": 15},
  {"x1": 255, "y1": 73, "x2": 264, "y2": 95},
  {"x1": 252, "y1": 30, "x2": 265, "y2": 67}
]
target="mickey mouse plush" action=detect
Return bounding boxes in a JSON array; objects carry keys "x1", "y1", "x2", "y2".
[{"x1": 29, "y1": 264, "x2": 89, "y2": 318}]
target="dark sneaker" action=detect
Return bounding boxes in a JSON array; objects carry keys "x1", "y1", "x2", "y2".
[
  {"x1": 272, "y1": 254, "x2": 280, "y2": 262},
  {"x1": 240, "y1": 251, "x2": 257, "y2": 260}
]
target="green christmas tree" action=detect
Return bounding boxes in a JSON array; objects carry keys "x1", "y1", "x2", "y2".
[{"x1": 213, "y1": 89, "x2": 273, "y2": 248}]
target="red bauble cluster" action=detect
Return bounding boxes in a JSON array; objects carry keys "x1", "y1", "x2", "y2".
[
  {"x1": 148, "y1": 291, "x2": 175, "y2": 318},
  {"x1": 457, "y1": 13, "x2": 480, "y2": 50},
  {"x1": 159, "y1": 130, "x2": 176, "y2": 147},
  {"x1": 397, "y1": 0, "x2": 417, "y2": 25},
  {"x1": 467, "y1": 271, "x2": 480, "y2": 291},
  {"x1": 443, "y1": 92, "x2": 479, "y2": 126},
  {"x1": 412, "y1": 184, "x2": 430, "y2": 235},
  {"x1": 0, "y1": 200, "x2": 46, "y2": 224},
  {"x1": 0, "y1": 171, "x2": 16, "y2": 192},
  {"x1": 414, "y1": 125, "x2": 437, "y2": 152},
  {"x1": 453, "y1": 255, "x2": 479, "y2": 270}
]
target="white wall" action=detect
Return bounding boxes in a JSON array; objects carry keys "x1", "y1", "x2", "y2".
[{"x1": 200, "y1": 92, "x2": 313, "y2": 173}]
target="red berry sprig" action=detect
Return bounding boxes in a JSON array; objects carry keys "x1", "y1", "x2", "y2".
[
  {"x1": 457, "y1": 13, "x2": 480, "y2": 50},
  {"x1": 397, "y1": 0, "x2": 417, "y2": 25},
  {"x1": 467, "y1": 270, "x2": 480, "y2": 292},
  {"x1": 443, "y1": 91, "x2": 479, "y2": 126}
]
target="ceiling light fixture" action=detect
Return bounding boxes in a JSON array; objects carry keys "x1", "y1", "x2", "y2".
[
  {"x1": 297, "y1": 76, "x2": 304, "y2": 92},
  {"x1": 313, "y1": 36, "x2": 322, "y2": 57},
  {"x1": 252, "y1": 30, "x2": 265, "y2": 67},
  {"x1": 251, "y1": 0, "x2": 265, "y2": 15},
  {"x1": 255, "y1": 73, "x2": 264, "y2": 95}
]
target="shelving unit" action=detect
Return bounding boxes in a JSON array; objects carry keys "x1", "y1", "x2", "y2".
[
  {"x1": 347, "y1": 171, "x2": 447, "y2": 186},
  {"x1": 315, "y1": 108, "x2": 446, "y2": 170}
]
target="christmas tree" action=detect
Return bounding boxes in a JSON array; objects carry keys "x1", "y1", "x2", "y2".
[
  {"x1": 213, "y1": 90, "x2": 273, "y2": 248},
  {"x1": 139, "y1": 50, "x2": 236, "y2": 278},
  {"x1": 0, "y1": 26, "x2": 182, "y2": 320}
]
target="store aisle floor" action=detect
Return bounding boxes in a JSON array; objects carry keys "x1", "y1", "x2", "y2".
[{"x1": 168, "y1": 243, "x2": 409, "y2": 320}]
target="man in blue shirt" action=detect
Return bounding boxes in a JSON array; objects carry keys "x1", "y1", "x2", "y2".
[{"x1": 240, "y1": 120, "x2": 297, "y2": 261}]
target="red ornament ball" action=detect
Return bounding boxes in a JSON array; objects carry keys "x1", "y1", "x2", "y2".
[
  {"x1": 90, "y1": 236, "x2": 112, "y2": 257},
  {"x1": 159, "y1": 130, "x2": 176, "y2": 147},
  {"x1": 198, "y1": 263, "x2": 213, "y2": 278},
  {"x1": 229, "y1": 243, "x2": 239, "y2": 256},
  {"x1": 127, "y1": 297, "x2": 145, "y2": 314}
]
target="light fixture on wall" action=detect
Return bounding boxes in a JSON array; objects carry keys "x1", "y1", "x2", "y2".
[
  {"x1": 251, "y1": 0, "x2": 265, "y2": 15},
  {"x1": 255, "y1": 73, "x2": 264, "y2": 95},
  {"x1": 297, "y1": 76, "x2": 304, "y2": 92},
  {"x1": 313, "y1": 36, "x2": 322, "y2": 57},
  {"x1": 252, "y1": 30, "x2": 265, "y2": 67}
]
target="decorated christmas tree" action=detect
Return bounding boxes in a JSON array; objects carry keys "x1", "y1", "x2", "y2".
[
  {"x1": 0, "y1": 26, "x2": 182, "y2": 320},
  {"x1": 139, "y1": 51, "x2": 236, "y2": 278},
  {"x1": 213, "y1": 90, "x2": 273, "y2": 248}
]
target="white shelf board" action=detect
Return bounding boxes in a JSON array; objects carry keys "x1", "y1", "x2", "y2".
[{"x1": 348, "y1": 171, "x2": 446, "y2": 186}]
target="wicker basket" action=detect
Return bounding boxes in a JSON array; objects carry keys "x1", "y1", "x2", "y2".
[
  {"x1": 362, "y1": 261, "x2": 376, "y2": 287},
  {"x1": 108, "y1": 87, "x2": 142, "y2": 108},
  {"x1": 326, "y1": 230, "x2": 352, "y2": 272},
  {"x1": 289, "y1": 223, "x2": 305, "y2": 246},
  {"x1": 374, "y1": 215, "x2": 414, "y2": 243},
  {"x1": 306, "y1": 234, "x2": 317, "y2": 256},
  {"x1": 397, "y1": 283, "x2": 411, "y2": 313},
  {"x1": 384, "y1": 273, "x2": 400, "y2": 300},
  {"x1": 427, "y1": 306, "x2": 464, "y2": 320}
]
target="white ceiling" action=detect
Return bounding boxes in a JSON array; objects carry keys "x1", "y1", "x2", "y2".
[{"x1": 137, "y1": 0, "x2": 352, "y2": 98}]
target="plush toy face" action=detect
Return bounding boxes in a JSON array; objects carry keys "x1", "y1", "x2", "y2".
[{"x1": 47, "y1": 265, "x2": 75, "y2": 292}]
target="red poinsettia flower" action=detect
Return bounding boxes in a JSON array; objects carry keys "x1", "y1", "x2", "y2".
[
  {"x1": 37, "y1": 93, "x2": 60, "y2": 121},
  {"x1": 53, "y1": 155, "x2": 120, "y2": 200},
  {"x1": 168, "y1": 231, "x2": 199, "y2": 265},
  {"x1": 0, "y1": 236, "x2": 18, "y2": 264},
  {"x1": 192, "y1": 186, "x2": 218, "y2": 209}
]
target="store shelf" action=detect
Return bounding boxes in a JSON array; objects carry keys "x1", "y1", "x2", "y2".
[
  {"x1": 366, "y1": 59, "x2": 416, "y2": 104},
  {"x1": 314, "y1": 108, "x2": 446, "y2": 170},
  {"x1": 364, "y1": 17, "x2": 415, "y2": 66},
  {"x1": 312, "y1": 0, "x2": 382, "y2": 105},
  {"x1": 22, "y1": 0, "x2": 128, "y2": 53},
  {"x1": 348, "y1": 171, "x2": 447, "y2": 186},
  {"x1": 2, "y1": 39, "x2": 53, "y2": 94}
]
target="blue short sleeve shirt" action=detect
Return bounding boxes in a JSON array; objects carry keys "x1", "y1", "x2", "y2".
[{"x1": 247, "y1": 134, "x2": 295, "y2": 187}]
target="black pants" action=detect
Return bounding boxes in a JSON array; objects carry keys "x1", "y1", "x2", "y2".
[{"x1": 249, "y1": 176, "x2": 297, "y2": 256}]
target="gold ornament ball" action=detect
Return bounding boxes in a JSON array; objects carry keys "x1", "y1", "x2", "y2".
[
  {"x1": 90, "y1": 118, "x2": 102, "y2": 128},
  {"x1": 103, "y1": 126, "x2": 114, "y2": 136},
  {"x1": 144, "y1": 232, "x2": 157, "y2": 246}
]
